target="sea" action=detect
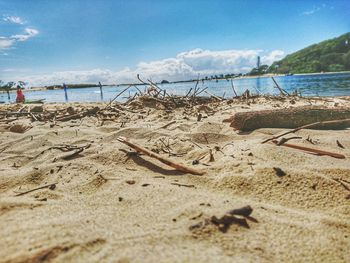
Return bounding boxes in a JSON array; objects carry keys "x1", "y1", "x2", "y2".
[{"x1": 1, "y1": 72, "x2": 350, "y2": 103}]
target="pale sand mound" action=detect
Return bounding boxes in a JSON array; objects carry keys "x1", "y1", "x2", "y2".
[{"x1": 0, "y1": 96, "x2": 349, "y2": 262}]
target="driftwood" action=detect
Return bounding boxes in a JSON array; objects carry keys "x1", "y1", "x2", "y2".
[
  {"x1": 229, "y1": 106, "x2": 350, "y2": 131},
  {"x1": 272, "y1": 140, "x2": 345, "y2": 159},
  {"x1": 117, "y1": 136, "x2": 204, "y2": 175}
]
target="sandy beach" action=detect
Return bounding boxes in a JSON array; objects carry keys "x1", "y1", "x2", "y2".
[{"x1": 0, "y1": 95, "x2": 350, "y2": 262}]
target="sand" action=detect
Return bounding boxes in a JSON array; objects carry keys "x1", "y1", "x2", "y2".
[{"x1": 0, "y1": 95, "x2": 349, "y2": 263}]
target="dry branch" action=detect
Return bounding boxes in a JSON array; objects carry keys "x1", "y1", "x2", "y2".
[
  {"x1": 272, "y1": 140, "x2": 345, "y2": 159},
  {"x1": 262, "y1": 118, "x2": 350, "y2": 144},
  {"x1": 117, "y1": 136, "x2": 204, "y2": 175}
]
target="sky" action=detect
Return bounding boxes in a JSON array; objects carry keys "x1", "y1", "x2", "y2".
[{"x1": 0, "y1": 0, "x2": 349, "y2": 86}]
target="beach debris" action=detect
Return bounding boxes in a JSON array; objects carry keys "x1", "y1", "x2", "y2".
[
  {"x1": 14, "y1": 183, "x2": 57, "y2": 196},
  {"x1": 171, "y1": 182, "x2": 195, "y2": 188},
  {"x1": 336, "y1": 140, "x2": 345, "y2": 149},
  {"x1": 276, "y1": 136, "x2": 302, "y2": 145},
  {"x1": 230, "y1": 79, "x2": 238, "y2": 97},
  {"x1": 262, "y1": 116, "x2": 350, "y2": 144},
  {"x1": 9, "y1": 124, "x2": 31, "y2": 133},
  {"x1": 30, "y1": 105, "x2": 43, "y2": 113},
  {"x1": 56, "y1": 106, "x2": 100, "y2": 122},
  {"x1": 45, "y1": 143, "x2": 91, "y2": 161},
  {"x1": 190, "y1": 212, "x2": 203, "y2": 220},
  {"x1": 227, "y1": 205, "x2": 253, "y2": 217},
  {"x1": 197, "y1": 113, "x2": 202, "y2": 122},
  {"x1": 306, "y1": 135, "x2": 316, "y2": 144},
  {"x1": 126, "y1": 180, "x2": 136, "y2": 185},
  {"x1": 209, "y1": 149, "x2": 215, "y2": 162},
  {"x1": 273, "y1": 167, "x2": 286, "y2": 177},
  {"x1": 190, "y1": 205, "x2": 255, "y2": 233},
  {"x1": 158, "y1": 120, "x2": 176, "y2": 129},
  {"x1": 271, "y1": 77, "x2": 290, "y2": 96},
  {"x1": 272, "y1": 140, "x2": 345, "y2": 159},
  {"x1": 117, "y1": 136, "x2": 205, "y2": 175},
  {"x1": 227, "y1": 106, "x2": 350, "y2": 132}
]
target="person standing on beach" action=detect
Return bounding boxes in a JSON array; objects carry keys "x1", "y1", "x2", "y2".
[
  {"x1": 63, "y1": 83, "x2": 68, "y2": 101},
  {"x1": 98, "y1": 81, "x2": 103, "y2": 100},
  {"x1": 15, "y1": 86, "x2": 25, "y2": 103}
]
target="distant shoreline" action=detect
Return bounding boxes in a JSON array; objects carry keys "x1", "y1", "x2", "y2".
[{"x1": 1, "y1": 70, "x2": 349, "y2": 93}]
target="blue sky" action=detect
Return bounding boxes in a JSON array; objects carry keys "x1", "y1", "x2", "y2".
[{"x1": 0, "y1": 0, "x2": 349, "y2": 85}]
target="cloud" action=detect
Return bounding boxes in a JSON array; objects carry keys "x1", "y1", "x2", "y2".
[
  {"x1": 0, "y1": 28, "x2": 39, "y2": 50},
  {"x1": 301, "y1": 4, "x2": 327, "y2": 16},
  {"x1": 11, "y1": 28, "x2": 39, "y2": 41},
  {"x1": 0, "y1": 37, "x2": 15, "y2": 49},
  {"x1": 3, "y1": 15, "x2": 25, "y2": 24},
  {"x1": 17, "y1": 48, "x2": 285, "y2": 86}
]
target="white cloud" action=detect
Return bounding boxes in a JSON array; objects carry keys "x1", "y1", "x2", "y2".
[
  {"x1": 0, "y1": 28, "x2": 39, "y2": 50},
  {"x1": 0, "y1": 37, "x2": 15, "y2": 49},
  {"x1": 16, "y1": 48, "x2": 285, "y2": 86},
  {"x1": 301, "y1": 4, "x2": 327, "y2": 16},
  {"x1": 11, "y1": 28, "x2": 39, "y2": 41},
  {"x1": 3, "y1": 15, "x2": 25, "y2": 24}
]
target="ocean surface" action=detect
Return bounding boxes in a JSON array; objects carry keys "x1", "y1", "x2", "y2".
[{"x1": 1, "y1": 72, "x2": 350, "y2": 103}]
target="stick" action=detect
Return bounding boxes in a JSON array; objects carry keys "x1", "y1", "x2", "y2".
[
  {"x1": 106, "y1": 85, "x2": 132, "y2": 108},
  {"x1": 158, "y1": 120, "x2": 176, "y2": 129},
  {"x1": 276, "y1": 136, "x2": 302, "y2": 145},
  {"x1": 262, "y1": 118, "x2": 350, "y2": 144},
  {"x1": 271, "y1": 77, "x2": 289, "y2": 96},
  {"x1": 230, "y1": 79, "x2": 238, "y2": 97},
  {"x1": 171, "y1": 182, "x2": 195, "y2": 188},
  {"x1": 272, "y1": 140, "x2": 345, "y2": 159},
  {"x1": 195, "y1": 87, "x2": 208, "y2": 96},
  {"x1": 29, "y1": 113, "x2": 38, "y2": 121},
  {"x1": 15, "y1": 183, "x2": 57, "y2": 196},
  {"x1": 204, "y1": 91, "x2": 223, "y2": 101},
  {"x1": 117, "y1": 137, "x2": 204, "y2": 175}
]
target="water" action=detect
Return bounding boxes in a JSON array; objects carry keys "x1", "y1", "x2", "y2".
[{"x1": 1, "y1": 72, "x2": 350, "y2": 103}]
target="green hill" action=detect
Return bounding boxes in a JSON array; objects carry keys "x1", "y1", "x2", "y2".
[{"x1": 268, "y1": 32, "x2": 350, "y2": 74}]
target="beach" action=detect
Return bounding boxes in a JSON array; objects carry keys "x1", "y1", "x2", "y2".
[{"x1": 0, "y1": 95, "x2": 350, "y2": 262}]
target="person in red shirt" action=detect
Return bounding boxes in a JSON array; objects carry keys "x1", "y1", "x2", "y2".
[{"x1": 16, "y1": 86, "x2": 25, "y2": 103}]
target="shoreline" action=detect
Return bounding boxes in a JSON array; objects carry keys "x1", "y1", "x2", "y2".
[{"x1": 2, "y1": 71, "x2": 349, "y2": 93}]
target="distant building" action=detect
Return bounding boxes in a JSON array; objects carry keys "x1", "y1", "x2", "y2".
[{"x1": 257, "y1": 56, "x2": 261, "y2": 69}]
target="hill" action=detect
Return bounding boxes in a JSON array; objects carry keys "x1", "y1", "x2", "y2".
[{"x1": 268, "y1": 32, "x2": 350, "y2": 74}]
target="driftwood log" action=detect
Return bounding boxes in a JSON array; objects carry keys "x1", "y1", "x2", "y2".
[
  {"x1": 228, "y1": 106, "x2": 350, "y2": 131},
  {"x1": 117, "y1": 137, "x2": 204, "y2": 175}
]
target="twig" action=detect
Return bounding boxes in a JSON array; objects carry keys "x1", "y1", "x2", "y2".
[
  {"x1": 204, "y1": 91, "x2": 223, "y2": 101},
  {"x1": 106, "y1": 85, "x2": 132, "y2": 109},
  {"x1": 15, "y1": 183, "x2": 57, "y2": 196},
  {"x1": 158, "y1": 120, "x2": 176, "y2": 129},
  {"x1": 117, "y1": 136, "x2": 204, "y2": 175},
  {"x1": 171, "y1": 182, "x2": 195, "y2": 188},
  {"x1": 29, "y1": 113, "x2": 38, "y2": 121},
  {"x1": 262, "y1": 118, "x2": 350, "y2": 144},
  {"x1": 230, "y1": 79, "x2": 238, "y2": 97},
  {"x1": 276, "y1": 136, "x2": 302, "y2": 145},
  {"x1": 271, "y1": 77, "x2": 289, "y2": 96},
  {"x1": 272, "y1": 140, "x2": 345, "y2": 159},
  {"x1": 336, "y1": 140, "x2": 345, "y2": 149}
]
